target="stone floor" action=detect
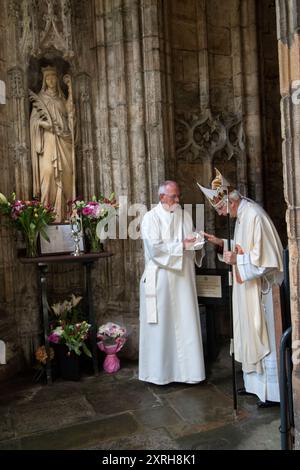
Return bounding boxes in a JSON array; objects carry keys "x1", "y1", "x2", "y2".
[{"x1": 0, "y1": 346, "x2": 281, "y2": 450}]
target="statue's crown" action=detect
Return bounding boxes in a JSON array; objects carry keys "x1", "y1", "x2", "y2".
[{"x1": 41, "y1": 66, "x2": 57, "y2": 76}]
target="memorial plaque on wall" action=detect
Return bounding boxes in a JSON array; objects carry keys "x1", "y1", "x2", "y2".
[
  {"x1": 196, "y1": 274, "x2": 222, "y2": 298},
  {"x1": 196, "y1": 268, "x2": 229, "y2": 305}
]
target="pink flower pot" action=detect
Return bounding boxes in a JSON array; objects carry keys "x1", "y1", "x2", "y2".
[{"x1": 97, "y1": 340, "x2": 126, "y2": 373}]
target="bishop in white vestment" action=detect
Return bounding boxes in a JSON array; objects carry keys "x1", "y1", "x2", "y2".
[
  {"x1": 225, "y1": 198, "x2": 283, "y2": 403},
  {"x1": 139, "y1": 181, "x2": 206, "y2": 385},
  {"x1": 199, "y1": 170, "x2": 283, "y2": 405}
]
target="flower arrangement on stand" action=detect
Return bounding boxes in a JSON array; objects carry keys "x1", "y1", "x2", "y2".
[
  {"x1": 48, "y1": 295, "x2": 92, "y2": 357},
  {"x1": 97, "y1": 322, "x2": 127, "y2": 373},
  {"x1": 71, "y1": 194, "x2": 118, "y2": 253},
  {"x1": 0, "y1": 192, "x2": 56, "y2": 257},
  {"x1": 48, "y1": 295, "x2": 92, "y2": 380},
  {"x1": 48, "y1": 321, "x2": 92, "y2": 357}
]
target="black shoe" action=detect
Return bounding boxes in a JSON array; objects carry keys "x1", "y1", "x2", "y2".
[
  {"x1": 257, "y1": 400, "x2": 280, "y2": 408},
  {"x1": 237, "y1": 387, "x2": 256, "y2": 396}
]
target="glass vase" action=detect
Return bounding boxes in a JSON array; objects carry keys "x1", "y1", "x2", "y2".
[
  {"x1": 89, "y1": 235, "x2": 103, "y2": 253},
  {"x1": 25, "y1": 231, "x2": 39, "y2": 257},
  {"x1": 85, "y1": 224, "x2": 103, "y2": 253}
]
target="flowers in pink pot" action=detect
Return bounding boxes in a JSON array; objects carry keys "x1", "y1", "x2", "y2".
[
  {"x1": 97, "y1": 322, "x2": 127, "y2": 345},
  {"x1": 98, "y1": 342, "x2": 124, "y2": 373},
  {"x1": 97, "y1": 322, "x2": 127, "y2": 373}
]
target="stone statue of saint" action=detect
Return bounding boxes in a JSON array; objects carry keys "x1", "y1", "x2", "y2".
[{"x1": 29, "y1": 66, "x2": 76, "y2": 222}]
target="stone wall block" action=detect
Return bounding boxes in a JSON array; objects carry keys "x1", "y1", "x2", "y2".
[
  {"x1": 207, "y1": 0, "x2": 233, "y2": 27},
  {"x1": 172, "y1": 0, "x2": 196, "y2": 19},
  {"x1": 209, "y1": 55, "x2": 233, "y2": 80},
  {"x1": 208, "y1": 27, "x2": 231, "y2": 55}
]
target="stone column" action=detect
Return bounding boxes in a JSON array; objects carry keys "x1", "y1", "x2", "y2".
[
  {"x1": 276, "y1": 0, "x2": 300, "y2": 449},
  {"x1": 0, "y1": 0, "x2": 23, "y2": 380},
  {"x1": 6, "y1": 1, "x2": 32, "y2": 200},
  {"x1": 75, "y1": 72, "x2": 97, "y2": 199},
  {"x1": 7, "y1": 67, "x2": 31, "y2": 200},
  {"x1": 240, "y1": 0, "x2": 263, "y2": 202},
  {"x1": 230, "y1": 0, "x2": 248, "y2": 195}
]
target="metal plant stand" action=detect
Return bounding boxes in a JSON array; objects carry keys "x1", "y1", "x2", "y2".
[{"x1": 19, "y1": 252, "x2": 113, "y2": 384}]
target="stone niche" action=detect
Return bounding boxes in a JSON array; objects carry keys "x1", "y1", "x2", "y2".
[{"x1": 28, "y1": 55, "x2": 71, "y2": 99}]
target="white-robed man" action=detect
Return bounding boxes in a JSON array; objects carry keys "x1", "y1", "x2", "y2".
[
  {"x1": 139, "y1": 181, "x2": 206, "y2": 385},
  {"x1": 199, "y1": 170, "x2": 283, "y2": 407}
]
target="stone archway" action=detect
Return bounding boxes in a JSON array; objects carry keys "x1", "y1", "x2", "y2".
[{"x1": 276, "y1": 0, "x2": 300, "y2": 450}]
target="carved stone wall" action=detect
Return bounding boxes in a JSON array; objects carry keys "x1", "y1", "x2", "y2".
[{"x1": 0, "y1": 0, "x2": 288, "y2": 384}]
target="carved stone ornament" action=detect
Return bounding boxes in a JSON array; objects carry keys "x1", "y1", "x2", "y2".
[
  {"x1": 19, "y1": 0, "x2": 74, "y2": 59},
  {"x1": 8, "y1": 67, "x2": 25, "y2": 98},
  {"x1": 175, "y1": 112, "x2": 245, "y2": 163}
]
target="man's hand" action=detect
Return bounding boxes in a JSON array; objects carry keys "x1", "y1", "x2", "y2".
[
  {"x1": 183, "y1": 236, "x2": 196, "y2": 250},
  {"x1": 223, "y1": 251, "x2": 237, "y2": 265},
  {"x1": 235, "y1": 244, "x2": 244, "y2": 255},
  {"x1": 202, "y1": 231, "x2": 224, "y2": 248}
]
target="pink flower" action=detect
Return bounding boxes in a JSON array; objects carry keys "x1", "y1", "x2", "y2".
[
  {"x1": 48, "y1": 332, "x2": 61, "y2": 343},
  {"x1": 82, "y1": 206, "x2": 94, "y2": 216}
]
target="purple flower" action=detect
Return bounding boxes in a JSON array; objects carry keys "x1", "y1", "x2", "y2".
[{"x1": 48, "y1": 332, "x2": 61, "y2": 344}]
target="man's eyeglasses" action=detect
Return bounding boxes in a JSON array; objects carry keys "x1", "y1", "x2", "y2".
[{"x1": 163, "y1": 193, "x2": 180, "y2": 200}]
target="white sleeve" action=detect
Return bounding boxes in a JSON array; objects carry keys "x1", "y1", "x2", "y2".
[
  {"x1": 236, "y1": 253, "x2": 273, "y2": 282},
  {"x1": 195, "y1": 246, "x2": 205, "y2": 268}
]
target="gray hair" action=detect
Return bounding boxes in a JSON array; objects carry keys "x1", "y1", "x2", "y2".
[
  {"x1": 228, "y1": 189, "x2": 241, "y2": 201},
  {"x1": 158, "y1": 180, "x2": 178, "y2": 197}
]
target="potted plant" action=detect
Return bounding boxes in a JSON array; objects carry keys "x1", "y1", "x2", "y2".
[{"x1": 48, "y1": 295, "x2": 92, "y2": 380}]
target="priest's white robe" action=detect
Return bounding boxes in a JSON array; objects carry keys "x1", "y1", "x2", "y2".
[
  {"x1": 224, "y1": 199, "x2": 283, "y2": 402},
  {"x1": 139, "y1": 202, "x2": 206, "y2": 385}
]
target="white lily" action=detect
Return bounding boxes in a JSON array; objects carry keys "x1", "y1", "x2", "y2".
[
  {"x1": 0, "y1": 192, "x2": 8, "y2": 205},
  {"x1": 71, "y1": 294, "x2": 83, "y2": 308}
]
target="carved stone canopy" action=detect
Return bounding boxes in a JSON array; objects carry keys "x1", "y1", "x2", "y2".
[{"x1": 18, "y1": 0, "x2": 74, "y2": 60}]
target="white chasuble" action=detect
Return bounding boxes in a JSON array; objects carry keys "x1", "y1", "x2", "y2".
[
  {"x1": 232, "y1": 200, "x2": 283, "y2": 402},
  {"x1": 139, "y1": 203, "x2": 206, "y2": 385}
]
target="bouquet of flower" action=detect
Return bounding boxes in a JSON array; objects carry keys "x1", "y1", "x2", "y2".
[
  {"x1": 48, "y1": 321, "x2": 92, "y2": 357},
  {"x1": 0, "y1": 192, "x2": 56, "y2": 257},
  {"x1": 48, "y1": 295, "x2": 92, "y2": 357},
  {"x1": 71, "y1": 194, "x2": 118, "y2": 252},
  {"x1": 97, "y1": 322, "x2": 127, "y2": 373},
  {"x1": 97, "y1": 322, "x2": 127, "y2": 347}
]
